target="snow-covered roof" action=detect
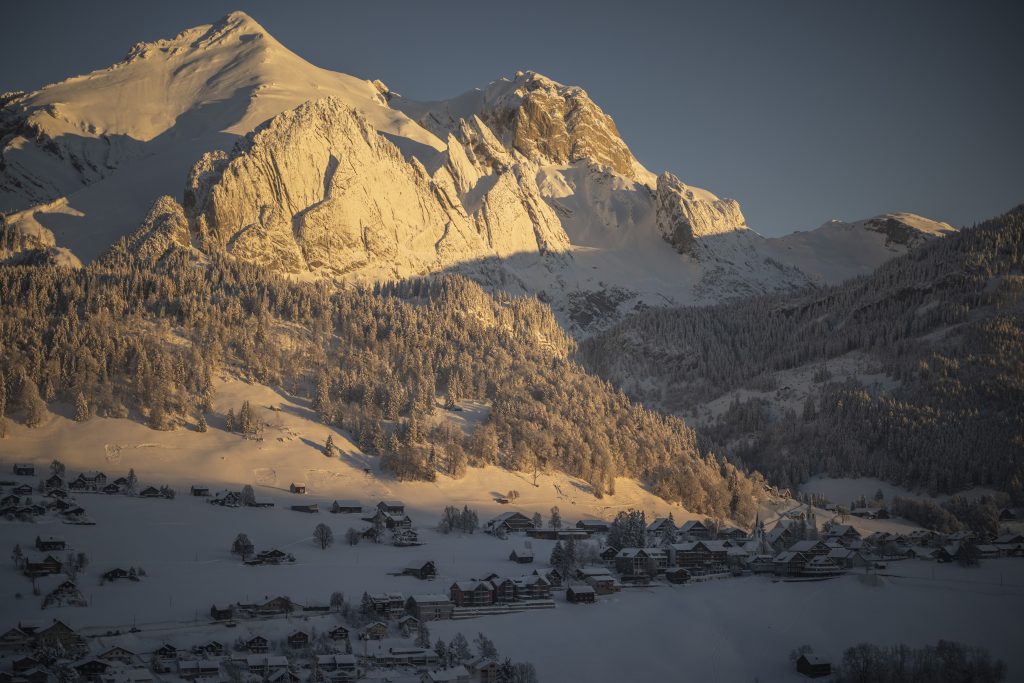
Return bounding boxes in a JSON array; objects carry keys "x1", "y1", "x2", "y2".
[
  {"x1": 789, "y1": 540, "x2": 825, "y2": 553},
  {"x1": 425, "y1": 665, "x2": 469, "y2": 682},
  {"x1": 569, "y1": 584, "x2": 596, "y2": 593},
  {"x1": 410, "y1": 594, "x2": 450, "y2": 603}
]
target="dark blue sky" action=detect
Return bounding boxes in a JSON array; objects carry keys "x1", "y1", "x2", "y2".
[{"x1": 3, "y1": 1, "x2": 1021, "y2": 236}]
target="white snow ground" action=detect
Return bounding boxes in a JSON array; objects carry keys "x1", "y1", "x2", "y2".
[{"x1": 1, "y1": 377, "x2": 1022, "y2": 681}]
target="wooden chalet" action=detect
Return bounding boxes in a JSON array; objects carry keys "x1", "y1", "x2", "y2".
[
  {"x1": 647, "y1": 517, "x2": 677, "y2": 539},
  {"x1": 614, "y1": 548, "x2": 666, "y2": 578},
  {"x1": 361, "y1": 622, "x2": 388, "y2": 640},
  {"x1": 75, "y1": 658, "x2": 111, "y2": 681},
  {"x1": 466, "y1": 658, "x2": 499, "y2": 683},
  {"x1": 406, "y1": 594, "x2": 455, "y2": 621},
  {"x1": 13, "y1": 464, "x2": 35, "y2": 476},
  {"x1": 177, "y1": 660, "x2": 220, "y2": 680},
  {"x1": 669, "y1": 541, "x2": 727, "y2": 569},
  {"x1": 246, "y1": 635, "x2": 270, "y2": 653},
  {"x1": 485, "y1": 512, "x2": 535, "y2": 534},
  {"x1": 566, "y1": 584, "x2": 596, "y2": 603},
  {"x1": 153, "y1": 643, "x2": 178, "y2": 664},
  {"x1": 377, "y1": 500, "x2": 405, "y2": 515},
  {"x1": 401, "y1": 560, "x2": 437, "y2": 580},
  {"x1": 138, "y1": 486, "x2": 161, "y2": 498},
  {"x1": 290, "y1": 503, "x2": 318, "y2": 513},
  {"x1": 35, "y1": 620, "x2": 84, "y2": 650},
  {"x1": 0, "y1": 627, "x2": 32, "y2": 651},
  {"x1": 328, "y1": 625, "x2": 350, "y2": 641},
  {"x1": 513, "y1": 573, "x2": 551, "y2": 600},
  {"x1": 796, "y1": 653, "x2": 832, "y2": 678},
  {"x1": 678, "y1": 520, "x2": 711, "y2": 540},
  {"x1": 577, "y1": 567, "x2": 619, "y2": 594},
  {"x1": 787, "y1": 540, "x2": 831, "y2": 557},
  {"x1": 772, "y1": 551, "x2": 809, "y2": 576},
  {"x1": 102, "y1": 483, "x2": 123, "y2": 495},
  {"x1": 665, "y1": 567, "x2": 691, "y2": 584},
  {"x1": 541, "y1": 567, "x2": 563, "y2": 587},
  {"x1": 289, "y1": 483, "x2": 306, "y2": 494},
  {"x1": 43, "y1": 475, "x2": 64, "y2": 490},
  {"x1": 315, "y1": 653, "x2": 357, "y2": 673},
  {"x1": 12, "y1": 484, "x2": 32, "y2": 496},
  {"x1": 398, "y1": 615, "x2": 420, "y2": 636},
  {"x1": 331, "y1": 500, "x2": 362, "y2": 514},
  {"x1": 98, "y1": 651, "x2": 135, "y2": 663},
  {"x1": 286, "y1": 630, "x2": 309, "y2": 650},
  {"x1": 450, "y1": 580, "x2": 494, "y2": 607},
  {"x1": 368, "y1": 593, "x2": 406, "y2": 619},
  {"x1": 363, "y1": 509, "x2": 411, "y2": 529},
  {"x1": 490, "y1": 577, "x2": 517, "y2": 603},
  {"x1": 102, "y1": 567, "x2": 138, "y2": 582},
  {"x1": 190, "y1": 485, "x2": 210, "y2": 497},
  {"x1": 210, "y1": 604, "x2": 234, "y2": 620},
  {"x1": 34, "y1": 536, "x2": 65, "y2": 552},
  {"x1": 576, "y1": 519, "x2": 610, "y2": 533},
  {"x1": 509, "y1": 546, "x2": 534, "y2": 563}
]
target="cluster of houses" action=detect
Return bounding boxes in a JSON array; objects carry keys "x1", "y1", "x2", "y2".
[
  {"x1": 3, "y1": 464, "x2": 172, "y2": 525},
  {"x1": 2, "y1": 466, "x2": 88, "y2": 523}
]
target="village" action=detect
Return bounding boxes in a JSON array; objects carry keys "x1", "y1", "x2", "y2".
[{"x1": 2, "y1": 461, "x2": 1024, "y2": 682}]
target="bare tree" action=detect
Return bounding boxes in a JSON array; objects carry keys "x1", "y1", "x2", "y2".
[{"x1": 313, "y1": 523, "x2": 334, "y2": 550}]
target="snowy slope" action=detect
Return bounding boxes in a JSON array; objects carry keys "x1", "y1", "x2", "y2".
[
  {"x1": 0, "y1": 11, "x2": 441, "y2": 260},
  {"x1": 764, "y1": 213, "x2": 958, "y2": 284}
]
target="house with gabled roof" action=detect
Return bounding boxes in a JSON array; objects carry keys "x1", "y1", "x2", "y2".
[
  {"x1": 406, "y1": 594, "x2": 454, "y2": 621},
  {"x1": 286, "y1": 631, "x2": 309, "y2": 650},
  {"x1": 647, "y1": 517, "x2": 677, "y2": 540},
  {"x1": 450, "y1": 580, "x2": 494, "y2": 607},
  {"x1": 361, "y1": 622, "x2": 388, "y2": 640},
  {"x1": 614, "y1": 547, "x2": 665, "y2": 578},
  {"x1": 678, "y1": 520, "x2": 711, "y2": 540},
  {"x1": 377, "y1": 500, "x2": 405, "y2": 515},
  {"x1": 509, "y1": 546, "x2": 534, "y2": 563},
  {"x1": 485, "y1": 512, "x2": 534, "y2": 534}
]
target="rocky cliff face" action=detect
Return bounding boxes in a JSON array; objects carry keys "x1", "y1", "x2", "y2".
[
  {"x1": 392, "y1": 71, "x2": 648, "y2": 182},
  {"x1": 655, "y1": 172, "x2": 747, "y2": 254},
  {"x1": 181, "y1": 97, "x2": 568, "y2": 279}
]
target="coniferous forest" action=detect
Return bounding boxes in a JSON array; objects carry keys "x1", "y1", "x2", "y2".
[
  {"x1": 0, "y1": 207, "x2": 761, "y2": 522},
  {"x1": 581, "y1": 206, "x2": 1024, "y2": 502}
]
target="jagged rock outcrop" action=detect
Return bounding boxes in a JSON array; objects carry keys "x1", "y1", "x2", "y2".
[
  {"x1": 655, "y1": 172, "x2": 747, "y2": 254},
  {"x1": 393, "y1": 71, "x2": 648, "y2": 182},
  {"x1": 182, "y1": 97, "x2": 568, "y2": 278}
]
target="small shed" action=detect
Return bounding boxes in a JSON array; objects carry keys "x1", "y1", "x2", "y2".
[
  {"x1": 796, "y1": 653, "x2": 832, "y2": 678},
  {"x1": 509, "y1": 546, "x2": 534, "y2": 563},
  {"x1": 289, "y1": 483, "x2": 306, "y2": 494}
]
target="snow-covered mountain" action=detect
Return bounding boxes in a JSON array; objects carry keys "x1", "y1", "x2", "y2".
[
  {"x1": 763, "y1": 212, "x2": 958, "y2": 284},
  {"x1": 0, "y1": 11, "x2": 955, "y2": 334}
]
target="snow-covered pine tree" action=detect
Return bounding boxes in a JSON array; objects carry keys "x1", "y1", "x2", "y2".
[{"x1": 73, "y1": 391, "x2": 89, "y2": 422}]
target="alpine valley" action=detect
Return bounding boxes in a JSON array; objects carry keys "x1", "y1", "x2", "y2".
[{"x1": 0, "y1": 10, "x2": 1022, "y2": 683}]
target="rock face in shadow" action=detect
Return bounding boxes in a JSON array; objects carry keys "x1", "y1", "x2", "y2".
[{"x1": 182, "y1": 98, "x2": 568, "y2": 279}]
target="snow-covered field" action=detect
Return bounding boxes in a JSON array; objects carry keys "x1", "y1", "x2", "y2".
[
  {"x1": 1, "y1": 485, "x2": 1021, "y2": 682},
  {"x1": 2, "y1": 376, "x2": 1021, "y2": 681}
]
